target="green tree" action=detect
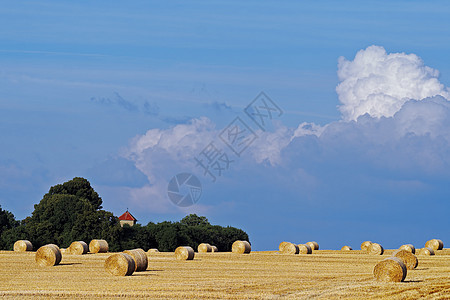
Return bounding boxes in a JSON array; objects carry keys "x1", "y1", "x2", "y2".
[
  {"x1": 46, "y1": 177, "x2": 102, "y2": 210},
  {"x1": 0, "y1": 206, "x2": 19, "y2": 249},
  {"x1": 6, "y1": 177, "x2": 121, "y2": 249},
  {"x1": 180, "y1": 214, "x2": 210, "y2": 226},
  {"x1": 0, "y1": 205, "x2": 18, "y2": 233}
]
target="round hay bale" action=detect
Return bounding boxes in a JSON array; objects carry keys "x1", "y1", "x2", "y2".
[
  {"x1": 306, "y1": 241, "x2": 319, "y2": 251},
  {"x1": 399, "y1": 244, "x2": 415, "y2": 254},
  {"x1": 297, "y1": 244, "x2": 312, "y2": 254},
  {"x1": 175, "y1": 246, "x2": 195, "y2": 260},
  {"x1": 425, "y1": 239, "x2": 444, "y2": 251},
  {"x1": 13, "y1": 240, "x2": 33, "y2": 252},
  {"x1": 373, "y1": 257, "x2": 407, "y2": 282},
  {"x1": 198, "y1": 243, "x2": 212, "y2": 253},
  {"x1": 279, "y1": 242, "x2": 299, "y2": 254},
  {"x1": 211, "y1": 246, "x2": 219, "y2": 252},
  {"x1": 367, "y1": 243, "x2": 384, "y2": 255},
  {"x1": 418, "y1": 247, "x2": 435, "y2": 256},
  {"x1": 68, "y1": 241, "x2": 88, "y2": 255},
  {"x1": 279, "y1": 241, "x2": 288, "y2": 251},
  {"x1": 392, "y1": 249, "x2": 418, "y2": 270},
  {"x1": 89, "y1": 239, "x2": 108, "y2": 253},
  {"x1": 35, "y1": 244, "x2": 62, "y2": 267},
  {"x1": 147, "y1": 248, "x2": 159, "y2": 253},
  {"x1": 104, "y1": 253, "x2": 135, "y2": 276},
  {"x1": 123, "y1": 248, "x2": 148, "y2": 272},
  {"x1": 232, "y1": 240, "x2": 251, "y2": 254},
  {"x1": 361, "y1": 241, "x2": 372, "y2": 251},
  {"x1": 341, "y1": 245, "x2": 353, "y2": 251}
]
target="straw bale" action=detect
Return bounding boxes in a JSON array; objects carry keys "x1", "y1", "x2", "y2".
[
  {"x1": 367, "y1": 243, "x2": 384, "y2": 255},
  {"x1": 392, "y1": 249, "x2": 418, "y2": 270},
  {"x1": 418, "y1": 247, "x2": 435, "y2": 256},
  {"x1": 89, "y1": 239, "x2": 108, "y2": 253},
  {"x1": 123, "y1": 248, "x2": 148, "y2": 272},
  {"x1": 399, "y1": 244, "x2": 415, "y2": 254},
  {"x1": 306, "y1": 241, "x2": 319, "y2": 251},
  {"x1": 297, "y1": 244, "x2": 312, "y2": 254},
  {"x1": 104, "y1": 253, "x2": 135, "y2": 276},
  {"x1": 68, "y1": 241, "x2": 88, "y2": 255},
  {"x1": 175, "y1": 246, "x2": 195, "y2": 260},
  {"x1": 361, "y1": 241, "x2": 372, "y2": 251},
  {"x1": 198, "y1": 243, "x2": 212, "y2": 253},
  {"x1": 279, "y1": 242, "x2": 299, "y2": 254},
  {"x1": 373, "y1": 257, "x2": 407, "y2": 282},
  {"x1": 35, "y1": 244, "x2": 62, "y2": 267},
  {"x1": 14, "y1": 240, "x2": 33, "y2": 252},
  {"x1": 232, "y1": 240, "x2": 251, "y2": 254},
  {"x1": 425, "y1": 239, "x2": 444, "y2": 251}
]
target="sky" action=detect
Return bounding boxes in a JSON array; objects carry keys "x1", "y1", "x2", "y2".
[{"x1": 1, "y1": 1, "x2": 450, "y2": 250}]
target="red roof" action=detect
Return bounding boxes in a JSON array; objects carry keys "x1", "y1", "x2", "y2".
[{"x1": 118, "y1": 211, "x2": 137, "y2": 221}]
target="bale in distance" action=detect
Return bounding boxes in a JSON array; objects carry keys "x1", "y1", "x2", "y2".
[
  {"x1": 341, "y1": 245, "x2": 353, "y2": 251},
  {"x1": 104, "y1": 253, "x2": 135, "y2": 276},
  {"x1": 418, "y1": 247, "x2": 435, "y2": 256},
  {"x1": 367, "y1": 243, "x2": 384, "y2": 255},
  {"x1": 361, "y1": 241, "x2": 372, "y2": 251},
  {"x1": 425, "y1": 239, "x2": 444, "y2": 251},
  {"x1": 392, "y1": 249, "x2": 418, "y2": 270},
  {"x1": 14, "y1": 240, "x2": 33, "y2": 252},
  {"x1": 148, "y1": 248, "x2": 159, "y2": 253},
  {"x1": 399, "y1": 244, "x2": 415, "y2": 254},
  {"x1": 89, "y1": 239, "x2": 108, "y2": 253},
  {"x1": 123, "y1": 248, "x2": 148, "y2": 272},
  {"x1": 297, "y1": 244, "x2": 312, "y2": 254},
  {"x1": 68, "y1": 241, "x2": 88, "y2": 255},
  {"x1": 175, "y1": 246, "x2": 195, "y2": 260},
  {"x1": 198, "y1": 243, "x2": 212, "y2": 253},
  {"x1": 306, "y1": 241, "x2": 319, "y2": 251},
  {"x1": 211, "y1": 246, "x2": 219, "y2": 252},
  {"x1": 279, "y1": 241, "x2": 288, "y2": 251},
  {"x1": 232, "y1": 240, "x2": 251, "y2": 254},
  {"x1": 279, "y1": 242, "x2": 299, "y2": 254},
  {"x1": 373, "y1": 257, "x2": 407, "y2": 282},
  {"x1": 35, "y1": 244, "x2": 62, "y2": 267}
]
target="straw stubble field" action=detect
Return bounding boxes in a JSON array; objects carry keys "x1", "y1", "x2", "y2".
[{"x1": 0, "y1": 249, "x2": 449, "y2": 299}]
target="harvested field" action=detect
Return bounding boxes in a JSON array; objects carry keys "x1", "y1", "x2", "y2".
[{"x1": 0, "y1": 249, "x2": 449, "y2": 299}]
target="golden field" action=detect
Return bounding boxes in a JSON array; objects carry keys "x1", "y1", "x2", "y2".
[{"x1": 0, "y1": 249, "x2": 449, "y2": 299}]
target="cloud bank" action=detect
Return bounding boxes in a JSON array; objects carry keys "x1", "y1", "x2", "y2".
[{"x1": 112, "y1": 46, "x2": 450, "y2": 248}]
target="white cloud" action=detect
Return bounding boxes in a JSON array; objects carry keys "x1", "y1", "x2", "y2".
[
  {"x1": 119, "y1": 46, "x2": 450, "y2": 221},
  {"x1": 336, "y1": 45, "x2": 449, "y2": 121},
  {"x1": 120, "y1": 117, "x2": 218, "y2": 213},
  {"x1": 124, "y1": 117, "x2": 217, "y2": 182}
]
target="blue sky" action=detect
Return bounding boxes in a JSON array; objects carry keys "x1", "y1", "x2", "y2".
[{"x1": 1, "y1": 1, "x2": 449, "y2": 250}]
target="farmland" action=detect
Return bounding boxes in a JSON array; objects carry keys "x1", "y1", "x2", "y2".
[{"x1": 1, "y1": 249, "x2": 449, "y2": 299}]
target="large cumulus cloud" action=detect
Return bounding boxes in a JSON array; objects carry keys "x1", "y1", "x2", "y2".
[
  {"x1": 336, "y1": 45, "x2": 449, "y2": 121},
  {"x1": 117, "y1": 46, "x2": 450, "y2": 248},
  {"x1": 123, "y1": 46, "x2": 450, "y2": 201}
]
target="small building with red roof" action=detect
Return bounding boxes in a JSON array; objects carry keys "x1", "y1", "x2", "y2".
[{"x1": 118, "y1": 210, "x2": 137, "y2": 227}]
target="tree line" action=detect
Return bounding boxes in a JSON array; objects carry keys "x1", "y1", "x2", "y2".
[{"x1": 0, "y1": 177, "x2": 248, "y2": 252}]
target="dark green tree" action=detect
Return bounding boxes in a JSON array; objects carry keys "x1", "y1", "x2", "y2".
[
  {"x1": 180, "y1": 214, "x2": 210, "y2": 226},
  {"x1": 0, "y1": 206, "x2": 19, "y2": 249},
  {"x1": 0, "y1": 205, "x2": 18, "y2": 233},
  {"x1": 46, "y1": 177, "x2": 102, "y2": 210},
  {"x1": 4, "y1": 177, "x2": 121, "y2": 249}
]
